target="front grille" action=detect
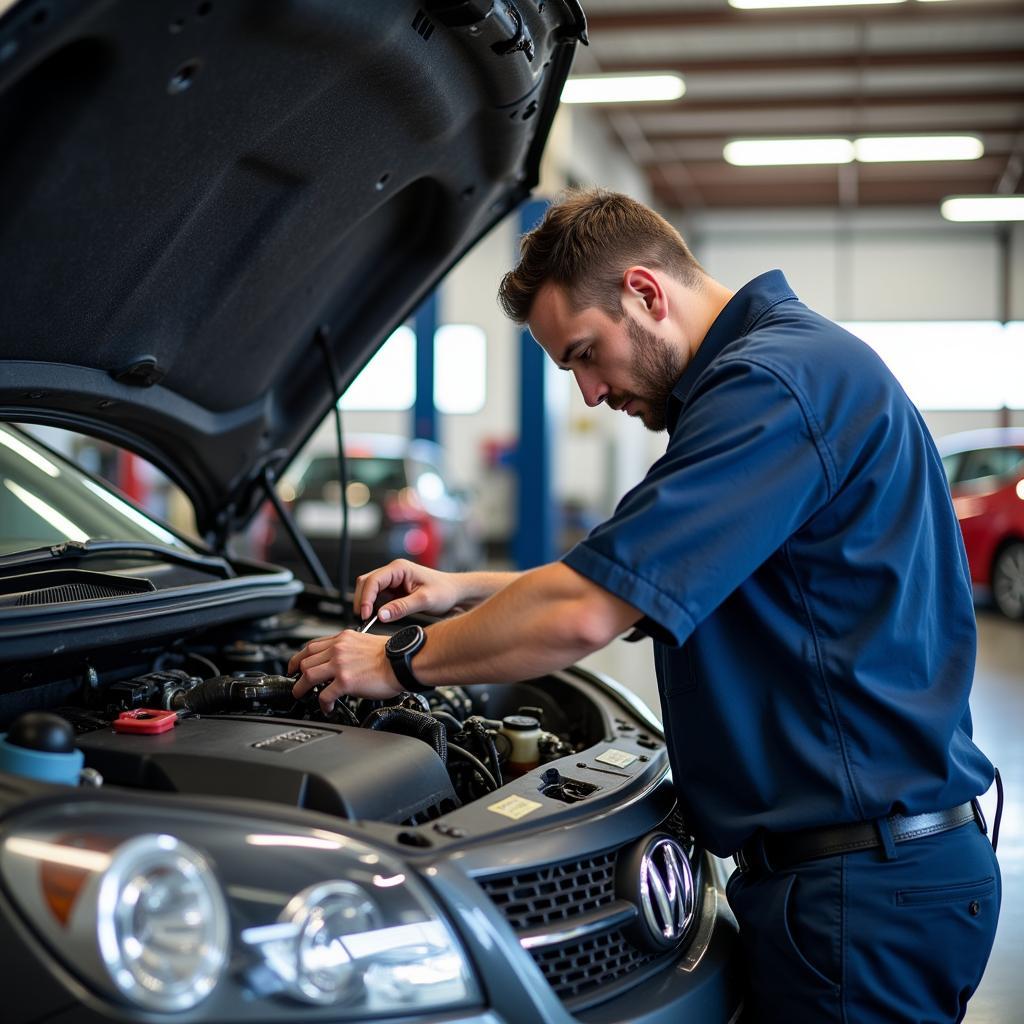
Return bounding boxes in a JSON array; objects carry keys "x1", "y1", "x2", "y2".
[
  {"x1": 478, "y1": 849, "x2": 618, "y2": 931},
  {"x1": 529, "y1": 928, "x2": 660, "y2": 1003},
  {"x1": 477, "y1": 808, "x2": 699, "y2": 1009}
]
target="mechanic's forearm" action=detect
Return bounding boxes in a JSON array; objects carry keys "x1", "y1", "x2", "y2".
[
  {"x1": 450, "y1": 569, "x2": 523, "y2": 609},
  {"x1": 412, "y1": 563, "x2": 634, "y2": 687}
]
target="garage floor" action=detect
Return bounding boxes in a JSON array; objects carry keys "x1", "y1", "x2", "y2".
[{"x1": 579, "y1": 609, "x2": 1023, "y2": 1019}]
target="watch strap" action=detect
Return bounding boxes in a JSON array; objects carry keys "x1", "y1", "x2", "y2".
[{"x1": 390, "y1": 651, "x2": 431, "y2": 693}]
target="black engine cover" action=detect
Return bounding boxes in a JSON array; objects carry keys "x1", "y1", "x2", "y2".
[{"x1": 76, "y1": 715, "x2": 456, "y2": 824}]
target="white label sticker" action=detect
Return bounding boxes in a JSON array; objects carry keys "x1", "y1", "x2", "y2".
[
  {"x1": 595, "y1": 749, "x2": 638, "y2": 769},
  {"x1": 487, "y1": 795, "x2": 543, "y2": 820}
]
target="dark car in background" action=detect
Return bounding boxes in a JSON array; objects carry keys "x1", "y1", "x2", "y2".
[
  {"x1": 0, "y1": 1, "x2": 741, "y2": 1023},
  {"x1": 940, "y1": 429, "x2": 1024, "y2": 619},
  {"x1": 266, "y1": 435, "x2": 482, "y2": 582}
]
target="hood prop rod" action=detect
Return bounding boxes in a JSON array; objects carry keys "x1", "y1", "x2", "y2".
[
  {"x1": 316, "y1": 325, "x2": 352, "y2": 595},
  {"x1": 261, "y1": 464, "x2": 335, "y2": 593}
]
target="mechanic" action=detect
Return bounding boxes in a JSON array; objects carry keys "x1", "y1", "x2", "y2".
[{"x1": 290, "y1": 188, "x2": 1001, "y2": 1023}]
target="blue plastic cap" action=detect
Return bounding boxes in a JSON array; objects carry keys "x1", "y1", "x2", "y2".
[{"x1": 0, "y1": 734, "x2": 85, "y2": 786}]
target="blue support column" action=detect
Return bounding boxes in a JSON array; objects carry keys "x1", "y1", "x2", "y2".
[
  {"x1": 413, "y1": 290, "x2": 438, "y2": 442},
  {"x1": 513, "y1": 198, "x2": 555, "y2": 570}
]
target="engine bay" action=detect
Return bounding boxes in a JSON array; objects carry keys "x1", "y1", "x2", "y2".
[{"x1": 0, "y1": 609, "x2": 612, "y2": 825}]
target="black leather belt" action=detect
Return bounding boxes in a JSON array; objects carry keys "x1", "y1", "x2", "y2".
[{"x1": 734, "y1": 802, "x2": 980, "y2": 874}]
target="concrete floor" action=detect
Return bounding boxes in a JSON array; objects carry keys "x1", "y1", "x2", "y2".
[{"x1": 579, "y1": 608, "x2": 1023, "y2": 1021}]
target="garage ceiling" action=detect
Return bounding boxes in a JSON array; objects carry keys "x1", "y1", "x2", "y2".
[{"x1": 578, "y1": 0, "x2": 1024, "y2": 208}]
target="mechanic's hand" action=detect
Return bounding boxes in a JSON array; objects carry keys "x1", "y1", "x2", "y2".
[
  {"x1": 289, "y1": 631, "x2": 402, "y2": 712},
  {"x1": 354, "y1": 558, "x2": 460, "y2": 623}
]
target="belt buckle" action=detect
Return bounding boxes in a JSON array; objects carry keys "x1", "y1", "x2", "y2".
[{"x1": 734, "y1": 833, "x2": 773, "y2": 875}]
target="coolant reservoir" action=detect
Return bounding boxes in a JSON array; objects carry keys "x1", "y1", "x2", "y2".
[{"x1": 499, "y1": 715, "x2": 541, "y2": 776}]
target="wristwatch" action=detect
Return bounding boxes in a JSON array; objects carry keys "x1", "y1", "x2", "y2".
[{"x1": 384, "y1": 625, "x2": 431, "y2": 693}]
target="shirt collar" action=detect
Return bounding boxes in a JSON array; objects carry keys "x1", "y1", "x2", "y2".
[{"x1": 665, "y1": 269, "x2": 797, "y2": 433}]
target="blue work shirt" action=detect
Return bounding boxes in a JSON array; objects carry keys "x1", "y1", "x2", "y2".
[{"x1": 563, "y1": 270, "x2": 994, "y2": 857}]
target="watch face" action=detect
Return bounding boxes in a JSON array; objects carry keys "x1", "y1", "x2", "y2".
[{"x1": 387, "y1": 625, "x2": 423, "y2": 656}]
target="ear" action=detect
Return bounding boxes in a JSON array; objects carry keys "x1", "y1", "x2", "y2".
[{"x1": 622, "y1": 266, "x2": 668, "y2": 322}]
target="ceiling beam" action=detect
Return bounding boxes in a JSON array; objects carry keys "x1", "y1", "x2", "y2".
[
  {"x1": 597, "y1": 49, "x2": 1024, "y2": 76},
  {"x1": 664, "y1": 156, "x2": 1008, "y2": 182},
  {"x1": 585, "y1": 2, "x2": 1023, "y2": 32},
  {"x1": 651, "y1": 178, "x2": 1002, "y2": 208},
  {"x1": 604, "y1": 91, "x2": 1024, "y2": 115}
]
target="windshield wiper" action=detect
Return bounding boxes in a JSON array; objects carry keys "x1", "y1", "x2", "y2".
[{"x1": 0, "y1": 540, "x2": 235, "y2": 578}]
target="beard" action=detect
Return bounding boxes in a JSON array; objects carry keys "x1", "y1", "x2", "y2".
[{"x1": 621, "y1": 314, "x2": 686, "y2": 432}]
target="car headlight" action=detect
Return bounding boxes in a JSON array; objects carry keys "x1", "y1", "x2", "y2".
[
  {"x1": 96, "y1": 834, "x2": 229, "y2": 1011},
  {"x1": 0, "y1": 803, "x2": 479, "y2": 1019}
]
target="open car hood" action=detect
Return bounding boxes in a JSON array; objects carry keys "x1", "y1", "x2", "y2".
[{"x1": 0, "y1": 0, "x2": 584, "y2": 537}]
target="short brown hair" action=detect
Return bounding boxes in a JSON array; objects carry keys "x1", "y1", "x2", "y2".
[{"x1": 498, "y1": 188, "x2": 704, "y2": 324}]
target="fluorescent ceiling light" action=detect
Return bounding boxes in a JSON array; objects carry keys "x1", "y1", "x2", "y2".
[
  {"x1": 561, "y1": 74, "x2": 685, "y2": 105},
  {"x1": 854, "y1": 135, "x2": 983, "y2": 162},
  {"x1": 725, "y1": 135, "x2": 985, "y2": 166},
  {"x1": 941, "y1": 196, "x2": 1024, "y2": 222},
  {"x1": 724, "y1": 138, "x2": 854, "y2": 166},
  {"x1": 730, "y1": 0, "x2": 902, "y2": 8}
]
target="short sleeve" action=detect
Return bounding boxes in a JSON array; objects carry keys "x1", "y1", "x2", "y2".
[{"x1": 562, "y1": 358, "x2": 832, "y2": 646}]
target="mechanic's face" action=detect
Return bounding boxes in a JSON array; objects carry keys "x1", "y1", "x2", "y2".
[{"x1": 528, "y1": 281, "x2": 685, "y2": 432}]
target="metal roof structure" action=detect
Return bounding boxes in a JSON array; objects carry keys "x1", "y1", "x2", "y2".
[{"x1": 577, "y1": 0, "x2": 1024, "y2": 209}]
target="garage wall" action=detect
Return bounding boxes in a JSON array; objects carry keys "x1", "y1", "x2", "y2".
[
  {"x1": 677, "y1": 208, "x2": 1024, "y2": 444},
  {"x1": 681, "y1": 208, "x2": 1019, "y2": 321}
]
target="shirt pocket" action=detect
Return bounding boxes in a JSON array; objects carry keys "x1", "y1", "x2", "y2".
[{"x1": 895, "y1": 876, "x2": 995, "y2": 907}]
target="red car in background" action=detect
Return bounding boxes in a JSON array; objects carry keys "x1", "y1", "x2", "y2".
[{"x1": 939, "y1": 429, "x2": 1024, "y2": 619}]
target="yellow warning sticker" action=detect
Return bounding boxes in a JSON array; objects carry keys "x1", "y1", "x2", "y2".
[
  {"x1": 595, "y1": 749, "x2": 638, "y2": 769},
  {"x1": 487, "y1": 795, "x2": 543, "y2": 820}
]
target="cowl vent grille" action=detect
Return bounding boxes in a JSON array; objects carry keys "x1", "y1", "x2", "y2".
[{"x1": 0, "y1": 569, "x2": 156, "y2": 608}]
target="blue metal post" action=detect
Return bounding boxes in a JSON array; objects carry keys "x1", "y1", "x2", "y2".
[
  {"x1": 514, "y1": 198, "x2": 555, "y2": 569},
  {"x1": 413, "y1": 290, "x2": 438, "y2": 442}
]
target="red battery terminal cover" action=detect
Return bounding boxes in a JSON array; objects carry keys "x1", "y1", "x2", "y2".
[{"x1": 114, "y1": 708, "x2": 179, "y2": 735}]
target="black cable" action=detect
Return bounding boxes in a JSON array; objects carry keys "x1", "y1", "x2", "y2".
[
  {"x1": 447, "y1": 743, "x2": 498, "y2": 793},
  {"x1": 482, "y1": 729, "x2": 503, "y2": 788},
  {"x1": 316, "y1": 325, "x2": 351, "y2": 596},
  {"x1": 992, "y1": 767, "x2": 1003, "y2": 853},
  {"x1": 462, "y1": 717, "x2": 503, "y2": 789},
  {"x1": 430, "y1": 710, "x2": 464, "y2": 737},
  {"x1": 185, "y1": 652, "x2": 220, "y2": 679}
]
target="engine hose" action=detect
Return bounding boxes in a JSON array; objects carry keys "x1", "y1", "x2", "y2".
[
  {"x1": 362, "y1": 707, "x2": 447, "y2": 763},
  {"x1": 176, "y1": 675, "x2": 297, "y2": 714},
  {"x1": 447, "y1": 743, "x2": 498, "y2": 793}
]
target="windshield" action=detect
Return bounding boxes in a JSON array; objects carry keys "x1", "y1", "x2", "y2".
[{"x1": 0, "y1": 426, "x2": 193, "y2": 556}]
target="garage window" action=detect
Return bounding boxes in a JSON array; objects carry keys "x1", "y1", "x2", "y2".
[
  {"x1": 841, "y1": 321, "x2": 1024, "y2": 411},
  {"x1": 340, "y1": 325, "x2": 416, "y2": 411},
  {"x1": 434, "y1": 324, "x2": 487, "y2": 414}
]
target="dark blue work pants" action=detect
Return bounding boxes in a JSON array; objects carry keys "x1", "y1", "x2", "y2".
[{"x1": 726, "y1": 821, "x2": 1000, "y2": 1023}]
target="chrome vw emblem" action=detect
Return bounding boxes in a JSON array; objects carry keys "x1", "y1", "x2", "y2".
[{"x1": 638, "y1": 836, "x2": 695, "y2": 948}]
